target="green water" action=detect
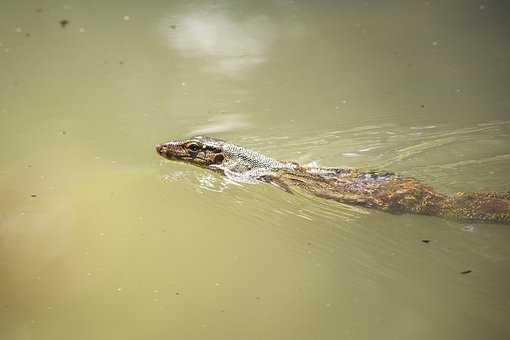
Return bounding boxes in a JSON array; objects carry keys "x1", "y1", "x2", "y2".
[{"x1": 1, "y1": 1, "x2": 510, "y2": 339}]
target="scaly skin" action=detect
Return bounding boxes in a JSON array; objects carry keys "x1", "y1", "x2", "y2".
[{"x1": 156, "y1": 136, "x2": 510, "y2": 224}]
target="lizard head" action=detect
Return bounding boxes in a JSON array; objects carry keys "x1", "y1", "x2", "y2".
[{"x1": 156, "y1": 136, "x2": 226, "y2": 169}]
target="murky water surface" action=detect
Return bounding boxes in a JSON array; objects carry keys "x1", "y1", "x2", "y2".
[{"x1": 1, "y1": 1, "x2": 510, "y2": 339}]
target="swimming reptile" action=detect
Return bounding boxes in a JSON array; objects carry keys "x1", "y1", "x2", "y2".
[{"x1": 156, "y1": 136, "x2": 510, "y2": 224}]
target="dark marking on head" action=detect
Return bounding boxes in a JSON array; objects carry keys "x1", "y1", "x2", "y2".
[
  {"x1": 213, "y1": 154, "x2": 225, "y2": 164},
  {"x1": 156, "y1": 137, "x2": 227, "y2": 170}
]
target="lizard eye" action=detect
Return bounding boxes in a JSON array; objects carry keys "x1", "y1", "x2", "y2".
[{"x1": 187, "y1": 143, "x2": 200, "y2": 152}]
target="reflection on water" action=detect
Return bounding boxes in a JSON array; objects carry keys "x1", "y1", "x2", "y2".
[
  {"x1": 161, "y1": 10, "x2": 274, "y2": 75},
  {"x1": 189, "y1": 113, "x2": 252, "y2": 135},
  {"x1": 1, "y1": 0, "x2": 510, "y2": 339}
]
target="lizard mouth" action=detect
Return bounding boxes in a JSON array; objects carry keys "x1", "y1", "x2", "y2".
[
  {"x1": 155, "y1": 144, "x2": 173, "y2": 158},
  {"x1": 155, "y1": 144, "x2": 163, "y2": 154},
  {"x1": 155, "y1": 144, "x2": 179, "y2": 160}
]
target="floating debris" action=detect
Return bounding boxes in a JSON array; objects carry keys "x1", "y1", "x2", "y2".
[
  {"x1": 421, "y1": 239, "x2": 431, "y2": 244},
  {"x1": 460, "y1": 270, "x2": 472, "y2": 275},
  {"x1": 59, "y1": 20, "x2": 69, "y2": 28},
  {"x1": 463, "y1": 225, "x2": 475, "y2": 232},
  {"x1": 31, "y1": 194, "x2": 37, "y2": 197}
]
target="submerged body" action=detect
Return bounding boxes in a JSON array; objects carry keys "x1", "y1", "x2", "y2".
[{"x1": 156, "y1": 136, "x2": 510, "y2": 224}]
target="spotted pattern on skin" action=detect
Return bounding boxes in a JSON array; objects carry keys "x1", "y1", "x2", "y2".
[{"x1": 157, "y1": 136, "x2": 510, "y2": 224}]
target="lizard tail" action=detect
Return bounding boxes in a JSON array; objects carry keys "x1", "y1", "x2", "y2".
[{"x1": 440, "y1": 192, "x2": 510, "y2": 224}]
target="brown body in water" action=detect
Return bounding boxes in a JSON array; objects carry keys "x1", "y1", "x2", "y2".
[
  {"x1": 270, "y1": 167, "x2": 510, "y2": 224},
  {"x1": 156, "y1": 136, "x2": 510, "y2": 224}
]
